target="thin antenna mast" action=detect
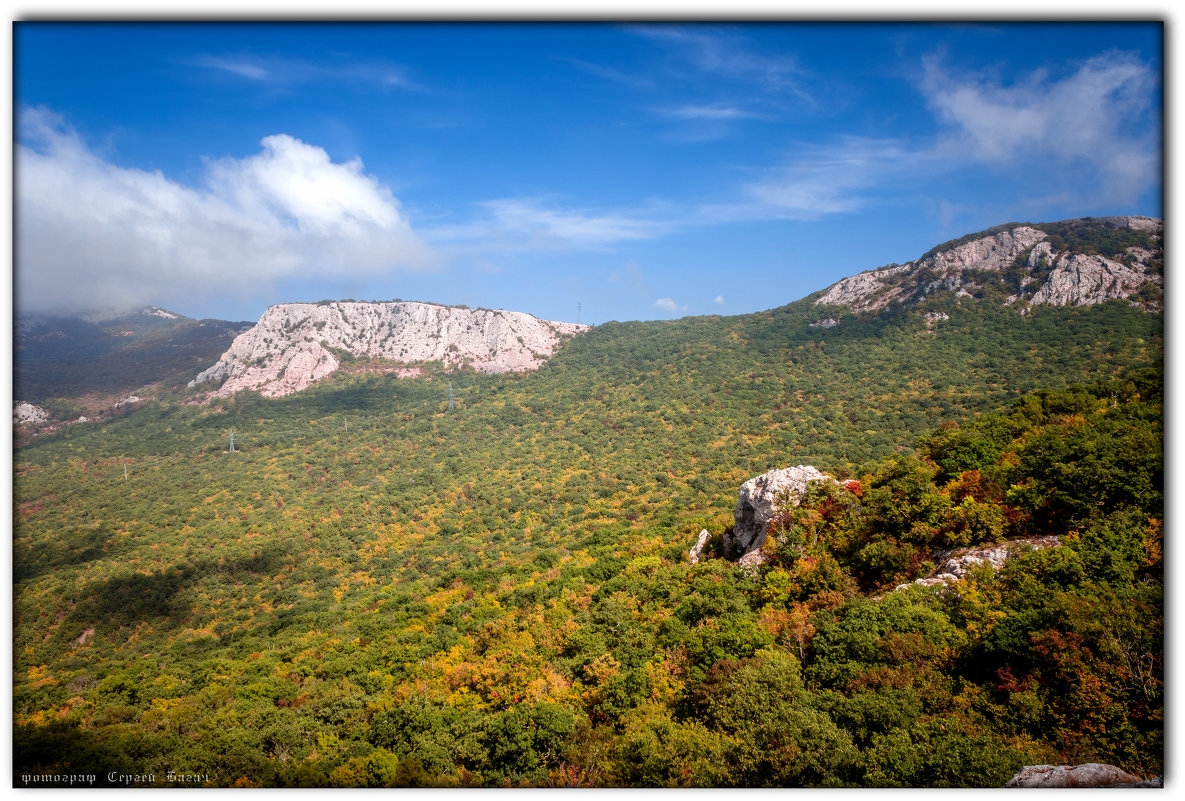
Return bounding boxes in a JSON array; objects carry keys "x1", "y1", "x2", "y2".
[{"x1": 577, "y1": 303, "x2": 582, "y2": 325}]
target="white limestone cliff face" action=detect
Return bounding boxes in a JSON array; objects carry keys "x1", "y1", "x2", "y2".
[
  {"x1": 815, "y1": 216, "x2": 1162, "y2": 314},
  {"x1": 189, "y1": 301, "x2": 589, "y2": 399},
  {"x1": 816, "y1": 226, "x2": 1048, "y2": 312},
  {"x1": 1029, "y1": 252, "x2": 1156, "y2": 307}
]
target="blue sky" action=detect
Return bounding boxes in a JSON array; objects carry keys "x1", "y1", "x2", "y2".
[{"x1": 14, "y1": 21, "x2": 1163, "y2": 324}]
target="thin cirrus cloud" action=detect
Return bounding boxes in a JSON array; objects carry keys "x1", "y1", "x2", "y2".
[
  {"x1": 919, "y1": 50, "x2": 1160, "y2": 204},
  {"x1": 627, "y1": 24, "x2": 814, "y2": 104},
  {"x1": 15, "y1": 106, "x2": 434, "y2": 315},
  {"x1": 426, "y1": 197, "x2": 673, "y2": 252},
  {"x1": 189, "y1": 53, "x2": 411, "y2": 88},
  {"x1": 694, "y1": 135, "x2": 926, "y2": 224},
  {"x1": 655, "y1": 103, "x2": 765, "y2": 121}
]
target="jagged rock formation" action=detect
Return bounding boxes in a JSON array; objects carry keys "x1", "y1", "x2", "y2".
[
  {"x1": 189, "y1": 300, "x2": 589, "y2": 399},
  {"x1": 815, "y1": 216, "x2": 1162, "y2": 314},
  {"x1": 13, "y1": 402, "x2": 49, "y2": 425},
  {"x1": 895, "y1": 535, "x2": 1060, "y2": 591},
  {"x1": 728, "y1": 466, "x2": 833, "y2": 564},
  {"x1": 1005, "y1": 763, "x2": 1151, "y2": 788},
  {"x1": 1026, "y1": 250, "x2": 1153, "y2": 307}
]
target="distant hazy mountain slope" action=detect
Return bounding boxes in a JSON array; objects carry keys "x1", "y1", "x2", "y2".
[
  {"x1": 14, "y1": 306, "x2": 252, "y2": 404},
  {"x1": 814, "y1": 216, "x2": 1162, "y2": 314},
  {"x1": 189, "y1": 300, "x2": 589, "y2": 398}
]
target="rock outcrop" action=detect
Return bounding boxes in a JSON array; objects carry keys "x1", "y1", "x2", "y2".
[
  {"x1": 13, "y1": 402, "x2": 49, "y2": 425},
  {"x1": 814, "y1": 216, "x2": 1162, "y2": 315},
  {"x1": 895, "y1": 536, "x2": 1060, "y2": 592},
  {"x1": 1028, "y1": 252, "x2": 1155, "y2": 307},
  {"x1": 189, "y1": 301, "x2": 589, "y2": 399},
  {"x1": 688, "y1": 529, "x2": 711, "y2": 565},
  {"x1": 816, "y1": 226, "x2": 1048, "y2": 312},
  {"x1": 1005, "y1": 763, "x2": 1151, "y2": 788},
  {"x1": 728, "y1": 466, "x2": 833, "y2": 562}
]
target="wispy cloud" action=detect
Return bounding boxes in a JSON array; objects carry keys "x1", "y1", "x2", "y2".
[
  {"x1": 189, "y1": 52, "x2": 411, "y2": 89},
  {"x1": 192, "y1": 55, "x2": 271, "y2": 80},
  {"x1": 653, "y1": 297, "x2": 687, "y2": 314},
  {"x1": 655, "y1": 103, "x2": 765, "y2": 121},
  {"x1": 697, "y1": 136, "x2": 928, "y2": 223},
  {"x1": 15, "y1": 107, "x2": 433, "y2": 315},
  {"x1": 628, "y1": 24, "x2": 813, "y2": 104},
  {"x1": 427, "y1": 197, "x2": 673, "y2": 252},
  {"x1": 920, "y1": 50, "x2": 1159, "y2": 204},
  {"x1": 713, "y1": 295, "x2": 725, "y2": 304},
  {"x1": 564, "y1": 56, "x2": 657, "y2": 91}
]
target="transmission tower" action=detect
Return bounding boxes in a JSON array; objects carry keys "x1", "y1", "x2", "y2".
[
  {"x1": 448, "y1": 381, "x2": 454, "y2": 411},
  {"x1": 577, "y1": 303, "x2": 583, "y2": 325},
  {"x1": 228, "y1": 429, "x2": 235, "y2": 452}
]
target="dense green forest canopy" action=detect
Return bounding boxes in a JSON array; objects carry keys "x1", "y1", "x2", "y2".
[{"x1": 12, "y1": 294, "x2": 1162, "y2": 787}]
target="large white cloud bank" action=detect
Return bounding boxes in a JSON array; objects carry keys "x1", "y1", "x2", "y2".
[{"x1": 15, "y1": 108, "x2": 434, "y2": 316}]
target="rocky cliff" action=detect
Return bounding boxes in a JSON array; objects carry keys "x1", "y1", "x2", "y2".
[
  {"x1": 815, "y1": 216, "x2": 1162, "y2": 314},
  {"x1": 189, "y1": 300, "x2": 589, "y2": 398}
]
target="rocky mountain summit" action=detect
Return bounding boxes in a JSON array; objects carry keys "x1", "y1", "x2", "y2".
[
  {"x1": 815, "y1": 216, "x2": 1162, "y2": 315},
  {"x1": 189, "y1": 300, "x2": 589, "y2": 399}
]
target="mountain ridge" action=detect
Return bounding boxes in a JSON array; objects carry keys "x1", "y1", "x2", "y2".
[
  {"x1": 187, "y1": 300, "x2": 589, "y2": 399},
  {"x1": 813, "y1": 215, "x2": 1162, "y2": 315}
]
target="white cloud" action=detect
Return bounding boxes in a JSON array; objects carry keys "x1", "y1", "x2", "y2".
[
  {"x1": 15, "y1": 107, "x2": 434, "y2": 315},
  {"x1": 653, "y1": 297, "x2": 687, "y2": 313},
  {"x1": 920, "y1": 50, "x2": 1159, "y2": 203},
  {"x1": 713, "y1": 295, "x2": 725, "y2": 304}
]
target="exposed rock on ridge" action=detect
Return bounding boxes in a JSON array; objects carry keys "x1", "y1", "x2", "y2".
[
  {"x1": 1028, "y1": 251, "x2": 1154, "y2": 307},
  {"x1": 190, "y1": 301, "x2": 589, "y2": 399},
  {"x1": 895, "y1": 535, "x2": 1061, "y2": 591},
  {"x1": 728, "y1": 465, "x2": 834, "y2": 564},
  {"x1": 816, "y1": 226, "x2": 1047, "y2": 311},
  {"x1": 815, "y1": 216, "x2": 1162, "y2": 314}
]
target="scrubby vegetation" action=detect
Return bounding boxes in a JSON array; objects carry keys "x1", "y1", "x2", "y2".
[{"x1": 12, "y1": 294, "x2": 1162, "y2": 787}]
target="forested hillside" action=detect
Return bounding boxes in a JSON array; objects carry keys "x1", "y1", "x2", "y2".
[
  {"x1": 12, "y1": 293, "x2": 1162, "y2": 786},
  {"x1": 14, "y1": 308, "x2": 251, "y2": 407}
]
